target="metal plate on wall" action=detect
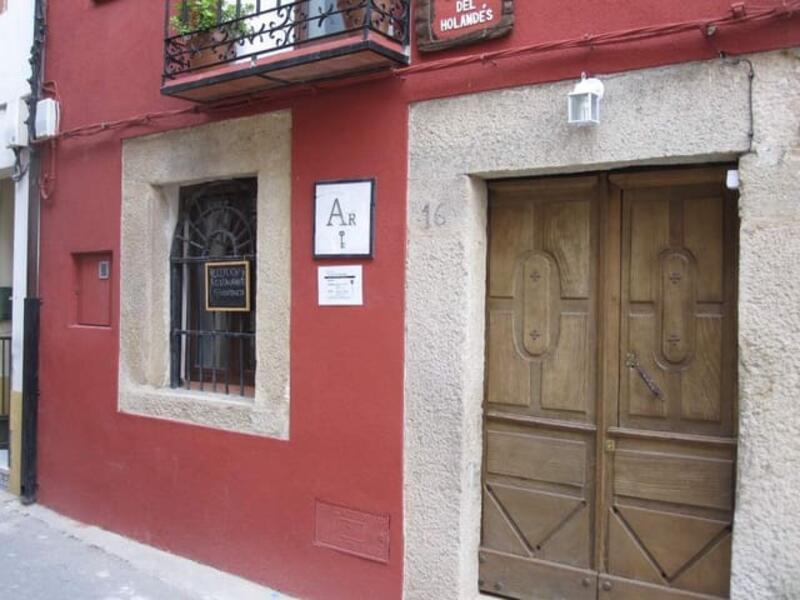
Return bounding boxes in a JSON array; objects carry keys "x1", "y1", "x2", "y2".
[{"x1": 315, "y1": 499, "x2": 390, "y2": 563}]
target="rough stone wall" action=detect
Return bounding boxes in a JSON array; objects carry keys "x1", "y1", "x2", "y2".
[
  {"x1": 404, "y1": 174, "x2": 487, "y2": 599},
  {"x1": 405, "y1": 50, "x2": 800, "y2": 599},
  {"x1": 733, "y1": 49, "x2": 800, "y2": 600}
]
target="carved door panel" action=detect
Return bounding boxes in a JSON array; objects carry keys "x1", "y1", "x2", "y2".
[
  {"x1": 480, "y1": 168, "x2": 737, "y2": 600},
  {"x1": 480, "y1": 176, "x2": 602, "y2": 599},
  {"x1": 602, "y1": 170, "x2": 737, "y2": 599}
]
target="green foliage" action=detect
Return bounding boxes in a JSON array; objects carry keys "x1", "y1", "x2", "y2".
[{"x1": 170, "y1": 0, "x2": 255, "y2": 36}]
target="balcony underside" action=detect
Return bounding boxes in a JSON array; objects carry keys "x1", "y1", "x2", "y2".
[{"x1": 161, "y1": 33, "x2": 408, "y2": 103}]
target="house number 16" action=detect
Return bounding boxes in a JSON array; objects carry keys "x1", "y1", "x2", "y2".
[{"x1": 422, "y1": 203, "x2": 446, "y2": 229}]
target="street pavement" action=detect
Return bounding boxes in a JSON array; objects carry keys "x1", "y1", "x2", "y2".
[{"x1": 0, "y1": 490, "x2": 290, "y2": 600}]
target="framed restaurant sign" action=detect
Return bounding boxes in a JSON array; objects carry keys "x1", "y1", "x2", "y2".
[
  {"x1": 205, "y1": 260, "x2": 251, "y2": 312},
  {"x1": 416, "y1": 0, "x2": 514, "y2": 52}
]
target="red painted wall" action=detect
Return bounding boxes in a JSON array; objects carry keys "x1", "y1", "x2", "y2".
[{"x1": 37, "y1": 1, "x2": 798, "y2": 599}]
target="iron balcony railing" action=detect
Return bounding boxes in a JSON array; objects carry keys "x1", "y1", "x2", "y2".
[{"x1": 163, "y1": 0, "x2": 411, "y2": 79}]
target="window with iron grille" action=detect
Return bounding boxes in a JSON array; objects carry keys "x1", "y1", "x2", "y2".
[{"x1": 170, "y1": 178, "x2": 257, "y2": 397}]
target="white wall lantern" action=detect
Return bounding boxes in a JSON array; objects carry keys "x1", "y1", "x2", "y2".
[{"x1": 568, "y1": 73, "x2": 604, "y2": 125}]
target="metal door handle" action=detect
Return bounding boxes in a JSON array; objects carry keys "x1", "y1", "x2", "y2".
[{"x1": 626, "y1": 352, "x2": 664, "y2": 399}]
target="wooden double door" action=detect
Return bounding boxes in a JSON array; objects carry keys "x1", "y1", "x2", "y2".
[{"x1": 480, "y1": 167, "x2": 738, "y2": 600}]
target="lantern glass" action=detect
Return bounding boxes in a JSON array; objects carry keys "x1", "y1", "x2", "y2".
[{"x1": 569, "y1": 92, "x2": 600, "y2": 124}]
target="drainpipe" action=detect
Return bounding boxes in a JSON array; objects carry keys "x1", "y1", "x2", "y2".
[{"x1": 19, "y1": 0, "x2": 46, "y2": 505}]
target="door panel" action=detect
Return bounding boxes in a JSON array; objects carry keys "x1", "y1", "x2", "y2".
[
  {"x1": 618, "y1": 183, "x2": 737, "y2": 437},
  {"x1": 629, "y1": 198, "x2": 670, "y2": 303},
  {"x1": 599, "y1": 574, "x2": 729, "y2": 600},
  {"x1": 541, "y1": 200, "x2": 592, "y2": 299},
  {"x1": 486, "y1": 428, "x2": 588, "y2": 487},
  {"x1": 481, "y1": 168, "x2": 737, "y2": 600},
  {"x1": 542, "y1": 314, "x2": 590, "y2": 414},
  {"x1": 613, "y1": 446, "x2": 734, "y2": 510},
  {"x1": 481, "y1": 550, "x2": 597, "y2": 600},
  {"x1": 487, "y1": 312, "x2": 532, "y2": 407},
  {"x1": 482, "y1": 177, "x2": 601, "y2": 596},
  {"x1": 606, "y1": 172, "x2": 737, "y2": 599},
  {"x1": 485, "y1": 178, "x2": 600, "y2": 424}
]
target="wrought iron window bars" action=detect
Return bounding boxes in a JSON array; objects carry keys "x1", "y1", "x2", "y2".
[{"x1": 170, "y1": 179, "x2": 257, "y2": 397}]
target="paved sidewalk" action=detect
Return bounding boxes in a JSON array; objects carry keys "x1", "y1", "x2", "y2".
[{"x1": 0, "y1": 490, "x2": 291, "y2": 600}]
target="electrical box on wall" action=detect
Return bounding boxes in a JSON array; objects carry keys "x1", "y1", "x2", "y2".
[
  {"x1": 74, "y1": 252, "x2": 112, "y2": 327},
  {"x1": 34, "y1": 98, "x2": 60, "y2": 140}
]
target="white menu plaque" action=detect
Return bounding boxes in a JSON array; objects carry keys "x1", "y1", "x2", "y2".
[{"x1": 318, "y1": 265, "x2": 363, "y2": 306}]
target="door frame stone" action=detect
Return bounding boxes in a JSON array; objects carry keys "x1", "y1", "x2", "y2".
[{"x1": 404, "y1": 51, "x2": 800, "y2": 599}]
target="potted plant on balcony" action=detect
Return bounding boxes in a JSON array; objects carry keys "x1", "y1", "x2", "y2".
[
  {"x1": 336, "y1": 0, "x2": 404, "y2": 37},
  {"x1": 170, "y1": 0, "x2": 254, "y2": 71}
]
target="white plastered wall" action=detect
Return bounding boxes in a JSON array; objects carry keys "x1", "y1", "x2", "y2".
[
  {"x1": 0, "y1": 179, "x2": 13, "y2": 336},
  {"x1": 0, "y1": 0, "x2": 34, "y2": 396},
  {"x1": 0, "y1": 0, "x2": 34, "y2": 172},
  {"x1": 120, "y1": 111, "x2": 292, "y2": 439},
  {"x1": 8, "y1": 173, "x2": 28, "y2": 393},
  {"x1": 404, "y1": 50, "x2": 800, "y2": 599}
]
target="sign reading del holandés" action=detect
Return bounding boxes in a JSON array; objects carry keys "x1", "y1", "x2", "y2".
[{"x1": 417, "y1": 0, "x2": 514, "y2": 52}]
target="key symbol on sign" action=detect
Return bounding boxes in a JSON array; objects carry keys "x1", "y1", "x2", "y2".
[{"x1": 339, "y1": 230, "x2": 346, "y2": 249}]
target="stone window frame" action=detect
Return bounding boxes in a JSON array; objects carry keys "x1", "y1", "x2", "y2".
[{"x1": 119, "y1": 111, "x2": 291, "y2": 439}]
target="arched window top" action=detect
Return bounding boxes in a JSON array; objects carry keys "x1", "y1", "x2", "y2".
[{"x1": 171, "y1": 179, "x2": 257, "y2": 260}]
